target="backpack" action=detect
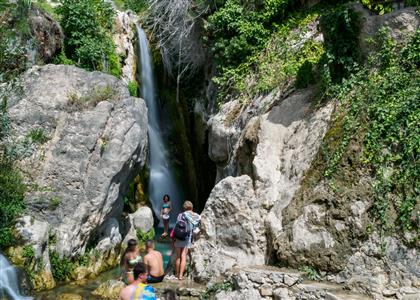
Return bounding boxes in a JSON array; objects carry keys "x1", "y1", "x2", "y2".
[{"x1": 173, "y1": 213, "x2": 191, "y2": 240}]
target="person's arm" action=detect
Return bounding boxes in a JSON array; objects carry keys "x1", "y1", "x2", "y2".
[
  {"x1": 143, "y1": 255, "x2": 151, "y2": 274},
  {"x1": 168, "y1": 201, "x2": 172, "y2": 213}
]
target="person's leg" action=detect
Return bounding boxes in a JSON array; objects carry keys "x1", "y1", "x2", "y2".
[
  {"x1": 179, "y1": 247, "x2": 188, "y2": 280},
  {"x1": 163, "y1": 219, "x2": 169, "y2": 235},
  {"x1": 175, "y1": 247, "x2": 182, "y2": 278}
]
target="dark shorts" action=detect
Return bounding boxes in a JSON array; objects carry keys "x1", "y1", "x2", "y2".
[{"x1": 147, "y1": 274, "x2": 165, "y2": 283}]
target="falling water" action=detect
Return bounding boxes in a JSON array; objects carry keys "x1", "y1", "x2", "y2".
[
  {"x1": 0, "y1": 254, "x2": 32, "y2": 300},
  {"x1": 136, "y1": 25, "x2": 183, "y2": 225}
]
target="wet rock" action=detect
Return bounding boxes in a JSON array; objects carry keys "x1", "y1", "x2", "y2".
[
  {"x1": 92, "y1": 279, "x2": 125, "y2": 299},
  {"x1": 57, "y1": 294, "x2": 82, "y2": 300}
]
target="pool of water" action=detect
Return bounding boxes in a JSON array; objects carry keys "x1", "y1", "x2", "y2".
[{"x1": 35, "y1": 229, "x2": 174, "y2": 299}]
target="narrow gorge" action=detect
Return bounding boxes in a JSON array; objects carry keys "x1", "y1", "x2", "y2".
[{"x1": 0, "y1": 0, "x2": 418, "y2": 300}]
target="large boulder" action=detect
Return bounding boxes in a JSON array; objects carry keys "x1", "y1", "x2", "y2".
[
  {"x1": 28, "y1": 6, "x2": 63, "y2": 64},
  {"x1": 6, "y1": 65, "x2": 148, "y2": 262},
  {"x1": 354, "y1": 3, "x2": 420, "y2": 56},
  {"x1": 191, "y1": 175, "x2": 266, "y2": 282},
  {"x1": 196, "y1": 88, "x2": 334, "y2": 281}
]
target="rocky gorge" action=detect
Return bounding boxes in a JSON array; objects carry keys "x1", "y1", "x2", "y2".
[{"x1": 0, "y1": 0, "x2": 419, "y2": 300}]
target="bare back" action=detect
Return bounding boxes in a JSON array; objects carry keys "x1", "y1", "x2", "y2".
[{"x1": 144, "y1": 250, "x2": 164, "y2": 277}]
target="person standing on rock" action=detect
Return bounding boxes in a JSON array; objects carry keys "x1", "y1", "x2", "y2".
[
  {"x1": 144, "y1": 240, "x2": 165, "y2": 283},
  {"x1": 173, "y1": 201, "x2": 200, "y2": 280},
  {"x1": 160, "y1": 194, "x2": 171, "y2": 237},
  {"x1": 119, "y1": 262, "x2": 157, "y2": 300},
  {"x1": 120, "y1": 239, "x2": 142, "y2": 284}
]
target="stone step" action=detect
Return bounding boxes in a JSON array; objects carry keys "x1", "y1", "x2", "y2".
[{"x1": 229, "y1": 265, "x2": 373, "y2": 300}]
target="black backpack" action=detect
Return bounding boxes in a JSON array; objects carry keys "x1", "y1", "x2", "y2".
[{"x1": 173, "y1": 213, "x2": 191, "y2": 240}]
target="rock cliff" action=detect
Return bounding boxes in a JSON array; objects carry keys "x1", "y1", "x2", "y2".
[{"x1": 4, "y1": 64, "x2": 148, "y2": 286}]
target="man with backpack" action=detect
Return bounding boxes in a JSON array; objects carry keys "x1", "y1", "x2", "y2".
[{"x1": 173, "y1": 201, "x2": 200, "y2": 280}]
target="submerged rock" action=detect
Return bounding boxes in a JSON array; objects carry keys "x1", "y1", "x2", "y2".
[
  {"x1": 5, "y1": 64, "x2": 148, "y2": 282},
  {"x1": 92, "y1": 279, "x2": 125, "y2": 299}
]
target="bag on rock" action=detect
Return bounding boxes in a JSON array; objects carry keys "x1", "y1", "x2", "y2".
[{"x1": 173, "y1": 214, "x2": 191, "y2": 240}]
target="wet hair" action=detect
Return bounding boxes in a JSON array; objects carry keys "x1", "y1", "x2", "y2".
[
  {"x1": 183, "y1": 201, "x2": 193, "y2": 211},
  {"x1": 127, "y1": 239, "x2": 138, "y2": 251},
  {"x1": 163, "y1": 194, "x2": 170, "y2": 202},
  {"x1": 145, "y1": 240, "x2": 154, "y2": 249},
  {"x1": 133, "y1": 262, "x2": 147, "y2": 279}
]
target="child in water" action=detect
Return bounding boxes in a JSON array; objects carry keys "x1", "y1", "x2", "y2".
[{"x1": 160, "y1": 194, "x2": 171, "y2": 237}]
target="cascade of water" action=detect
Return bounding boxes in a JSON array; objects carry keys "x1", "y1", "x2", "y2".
[
  {"x1": 0, "y1": 254, "x2": 32, "y2": 300},
  {"x1": 136, "y1": 25, "x2": 183, "y2": 225}
]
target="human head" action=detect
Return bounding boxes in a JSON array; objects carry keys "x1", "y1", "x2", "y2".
[
  {"x1": 145, "y1": 240, "x2": 154, "y2": 251},
  {"x1": 127, "y1": 239, "x2": 138, "y2": 252},
  {"x1": 183, "y1": 201, "x2": 193, "y2": 211},
  {"x1": 133, "y1": 262, "x2": 148, "y2": 283},
  {"x1": 163, "y1": 194, "x2": 170, "y2": 202}
]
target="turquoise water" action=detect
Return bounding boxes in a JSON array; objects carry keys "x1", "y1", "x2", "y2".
[{"x1": 35, "y1": 229, "x2": 174, "y2": 299}]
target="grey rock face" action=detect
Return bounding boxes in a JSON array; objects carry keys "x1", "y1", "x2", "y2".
[
  {"x1": 354, "y1": 3, "x2": 420, "y2": 57},
  {"x1": 197, "y1": 88, "x2": 334, "y2": 282},
  {"x1": 113, "y1": 10, "x2": 137, "y2": 84},
  {"x1": 8, "y1": 64, "x2": 148, "y2": 257},
  {"x1": 334, "y1": 233, "x2": 420, "y2": 299},
  {"x1": 131, "y1": 206, "x2": 154, "y2": 233},
  {"x1": 191, "y1": 175, "x2": 266, "y2": 282},
  {"x1": 28, "y1": 6, "x2": 63, "y2": 64}
]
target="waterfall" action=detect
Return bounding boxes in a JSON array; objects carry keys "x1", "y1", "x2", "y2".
[
  {"x1": 0, "y1": 254, "x2": 32, "y2": 300},
  {"x1": 136, "y1": 25, "x2": 183, "y2": 225}
]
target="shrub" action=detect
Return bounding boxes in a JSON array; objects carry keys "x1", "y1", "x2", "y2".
[
  {"x1": 324, "y1": 30, "x2": 419, "y2": 233},
  {"x1": 0, "y1": 161, "x2": 26, "y2": 249},
  {"x1": 136, "y1": 228, "x2": 155, "y2": 243},
  {"x1": 128, "y1": 81, "x2": 138, "y2": 97},
  {"x1": 49, "y1": 250, "x2": 75, "y2": 281},
  {"x1": 57, "y1": 0, "x2": 117, "y2": 73},
  {"x1": 320, "y1": 6, "x2": 361, "y2": 81},
  {"x1": 26, "y1": 128, "x2": 48, "y2": 144}
]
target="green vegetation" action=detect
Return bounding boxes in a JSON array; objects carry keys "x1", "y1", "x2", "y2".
[
  {"x1": 26, "y1": 128, "x2": 48, "y2": 144},
  {"x1": 212, "y1": 9, "x2": 325, "y2": 104},
  {"x1": 128, "y1": 81, "x2": 139, "y2": 97},
  {"x1": 67, "y1": 85, "x2": 117, "y2": 110},
  {"x1": 49, "y1": 250, "x2": 75, "y2": 281},
  {"x1": 0, "y1": 0, "x2": 32, "y2": 82},
  {"x1": 323, "y1": 29, "x2": 419, "y2": 234},
  {"x1": 200, "y1": 280, "x2": 234, "y2": 300},
  {"x1": 49, "y1": 196, "x2": 61, "y2": 209},
  {"x1": 319, "y1": 6, "x2": 361, "y2": 82},
  {"x1": 0, "y1": 100, "x2": 26, "y2": 249},
  {"x1": 299, "y1": 265, "x2": 319, "y2": 280},
  {"x1": 136, "y1": 228, "x2": 155, "y2": 243},
  {"x1": 33, "y1": 0, "x2": 58, "y2": 19},
  {"x1": 123, "y1": 0, "x2": 147, "y2": 14},
  {"x1": 57, "y1": 0, "x2": 121, "y2": 76}
]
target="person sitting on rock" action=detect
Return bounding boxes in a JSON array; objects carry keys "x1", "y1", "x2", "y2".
[
  {"x1": 160, "y1": 194, "x2": 172, "y2": 237},
  {"x1": 119, "y1": 262, "x2": 157, "y2": 300},
  {"x1": 120, "y1": 239, "x2": 142, "y2": 284},
  {"x1": 144, "y1": 240, "x2": 165, "y2": 283}
]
